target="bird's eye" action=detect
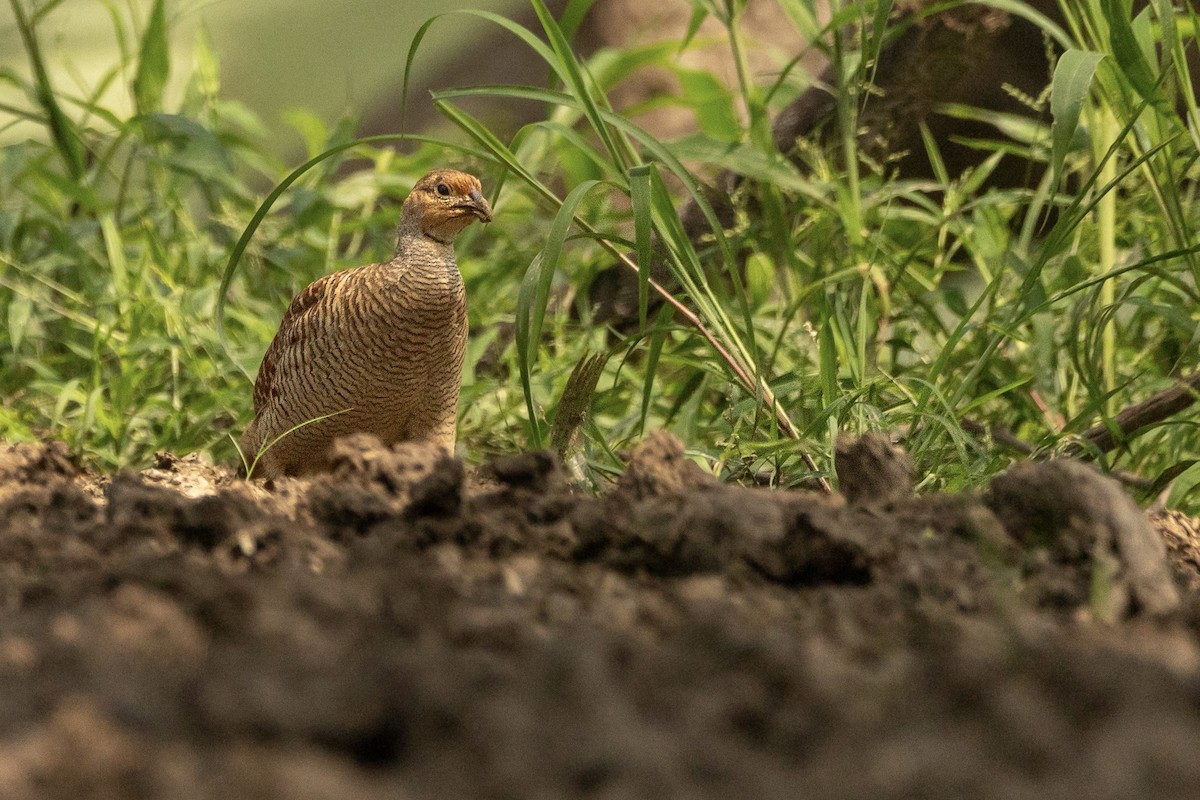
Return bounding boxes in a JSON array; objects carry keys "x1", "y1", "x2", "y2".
[{"x1": 436, "y1": 183, "x2": 450, "y2": 197}]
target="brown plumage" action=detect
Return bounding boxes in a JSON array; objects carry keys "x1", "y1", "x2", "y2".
[{"x1": 240, "y1": 169, "x2": 492, "y2": 478}]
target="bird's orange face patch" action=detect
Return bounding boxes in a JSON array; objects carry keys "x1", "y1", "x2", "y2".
[{"x1": 407, "y1": 169, "x2": 492, "y2": 243}]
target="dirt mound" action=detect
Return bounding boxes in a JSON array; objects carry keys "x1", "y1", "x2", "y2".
[{"x1": 2, "y1": 436, "x2": 1200, "y2": 798}]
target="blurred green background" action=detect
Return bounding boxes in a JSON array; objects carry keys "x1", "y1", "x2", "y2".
[{"x1": 0, "y1": 0, "x2": 527, "y2": 144}]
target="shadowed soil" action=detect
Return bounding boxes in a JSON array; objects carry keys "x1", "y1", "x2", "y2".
[{"x1": 2, "y1": 434, "x2": 1200, "y2": 799}]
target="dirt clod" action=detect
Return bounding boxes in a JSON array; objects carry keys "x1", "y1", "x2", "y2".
[
  {"x1": 988, "y1": 460, "x2": 1180, "y2": 617},
  {"x1": 0, "y1": 440, "x2": 79, "y2": 488},
  {"x1": 3, "y1": 438, "x2": 1200, "y2": 798},
  {"x1": 617, "y1": 430, "x2": 717, "y2": 499},
  {"x1": 835, "y1": 433, "x2": 915, "y2": 506}
]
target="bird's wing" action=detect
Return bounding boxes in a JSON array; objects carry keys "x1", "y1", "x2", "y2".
[{"x1": 251, "y1": 268, "x2": 357, "y2": 413}]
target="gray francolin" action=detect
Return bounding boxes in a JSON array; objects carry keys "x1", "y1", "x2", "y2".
[{"x1": 240, "y1": 169, "x2": 492, "y2": 478}]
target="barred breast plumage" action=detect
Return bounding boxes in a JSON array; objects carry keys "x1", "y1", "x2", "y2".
[{"x1": 240, "y1": 169, "x2": 492, "y2": 478}]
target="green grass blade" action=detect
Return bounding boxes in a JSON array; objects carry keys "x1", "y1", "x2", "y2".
[
  {"x1": 402, "y1": 8, "x2": 564, "y2": 128},
  {"x1": 1101, "y1": 0, "x2": 1175, "y2": 119},
  {"x1": 8, "y1": 0, "x2": 85, "y2": 181},
  {"x1": 818, "y1": 318, "x2": 838, "y2": 414},
  {"x1": 514, "y1": 179, "x2": 601, "y2": 447},
  {"x1": 976, "y1": 0, "x2": 1073, "y2": 48},
  {"x1": 433, "y1": 100, "x2": 560, "y2": 205},
  {"x1": 433, "y1": 84, "x2": 743, "y2": 266},
  {"x1": 629, "y1": 163, "x2": 653, "y2": 328},
  {"x1": 529, "y1": 178, "x2": 600, "y2": 362},
  {"x1": 514, "y1": 254, "x2": 545, "y2": 446},
  {"x1": 1050, "y1": 49, "x2": 1105, "y2": 191},
  {"x1": 559, "y1": 0, "x2": 599, "y2": 40},
  {"x1": 640, "y1": 304, "x2": 675, "y2": 435},
  {"x1": 242, "y1": 408, "x2": 352, "y2": 479},
  {"x1": 133, "y1": 0, "x2": 169, "y2": 115},
  {"x1": 529, "y1": 0, "x2": 634, "y2": 168}
]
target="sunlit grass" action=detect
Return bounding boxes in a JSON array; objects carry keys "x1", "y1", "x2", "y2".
[{"x1": 3, "y1": 0, "x2": 1199, "y2": 510}]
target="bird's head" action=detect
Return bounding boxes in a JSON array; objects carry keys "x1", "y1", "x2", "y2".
[{"x1": 403, "y1": 169, "x2": 492, "y2": 244}]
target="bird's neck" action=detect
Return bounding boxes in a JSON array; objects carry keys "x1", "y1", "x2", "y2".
[{"x1": 392, "y1": 216, "x2": 456, "y2": 265}]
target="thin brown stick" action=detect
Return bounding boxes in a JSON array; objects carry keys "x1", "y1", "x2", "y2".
[
  {"x1": 1064, "y1": 372, "x2": 1200, "y2": 457},
  {"x1": 961, "y1": 369, "x2": 1200, "y2": 493},
  {"x1": 959, "y1": 417, "x2": 1158, "y2": 493}
]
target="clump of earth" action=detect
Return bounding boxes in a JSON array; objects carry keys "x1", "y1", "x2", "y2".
[{"x1": 2, "y1": 433, "x2": 1200, "y2": 799}]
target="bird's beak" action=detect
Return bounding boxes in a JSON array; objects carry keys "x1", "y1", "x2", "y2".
[{"x1": 459, "y1": 188, "x2": 493, "y2": 223}]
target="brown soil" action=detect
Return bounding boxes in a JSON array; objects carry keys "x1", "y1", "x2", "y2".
[{"x1": 3, "y1": 433, "x2": 1200, "y2": 798}]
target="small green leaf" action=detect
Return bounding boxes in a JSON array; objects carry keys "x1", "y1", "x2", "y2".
[
  {"x1": 680, "y1": 5, "x2": 709, "y2": 52},
  {"x1": 100, "y1": 213, "x2": 129, "y2": 304},
  {"x1": 193, "y1": 25, "x2": 220, "y2": 98},
  {"x1": 8, "y1": 294, "x2": 32, "y2": 352},
  {"x1": 133, "y1": 0, "x2": 169, "y2": 115},
  {"x1": 744, "y1": 251, "x2": 774, "y2": 306},
  {"x1": 676, "y1": 68, "x2": 740, "y2": 141},
  {"x1": 282, "y1": 108, "x2": 330, "y2": 159},
  {"x1": 819, "y1": 318, "x2": 838, "y2": 409},
  {"x1": 1050, "y1": 49, "x2": 1104, "y2": 190}
]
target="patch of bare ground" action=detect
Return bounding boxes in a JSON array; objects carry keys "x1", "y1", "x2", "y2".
[{"x1": 1, "y1": 434, "x2": 1200, "y2": 799}]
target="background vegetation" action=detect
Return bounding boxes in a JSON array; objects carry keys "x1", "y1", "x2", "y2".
[
  {"x1": 2, "y1": 0, "x2": 1199, "y2": 509},
  {"x1": 0, "y1": 0, "x2": 525, "y2": 146}
]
